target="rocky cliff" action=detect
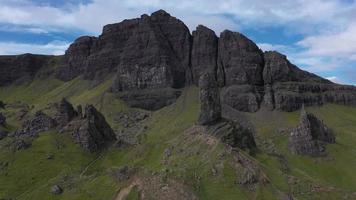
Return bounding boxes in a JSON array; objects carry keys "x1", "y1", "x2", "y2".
[
  {"x1": 0, "y1": 54, "x2": 57, "y2": 86},
  {"x1": 1, "y1": 10, "x2": 356, "y2": 112}
]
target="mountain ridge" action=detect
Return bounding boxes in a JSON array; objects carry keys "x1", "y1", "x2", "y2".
[{"x1": 1, "y1": 9, "x2": 356, "y2": 113}]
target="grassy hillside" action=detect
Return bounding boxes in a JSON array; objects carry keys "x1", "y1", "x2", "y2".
[{"x1": 0, "y1": 77, "x2": 356, "y2": 200}]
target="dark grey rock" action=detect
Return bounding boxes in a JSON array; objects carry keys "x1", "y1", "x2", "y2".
[
  {"x1": 191, "y1": 25, "x2": 218, "y2": 85},
  {"x1": 77, "y1": 105, "x2": 83, "y2": 119},
  {"x1": 198, "y1": 73, "x2": 221, "y2": 125},
  {"x1": 263, "y1": 51, "x2": 330, "y2": 84},
  {"x1": 72, "y1": 105, "x2": 116, "y2": 152},
  {"x1": 0, "y1": 113, "x2": 6, "y2": 125},
  {"x1": 55, "y1": 98, "x2": 77, "y2": 126},
  {"x1": 0, "y1": 54, "x2": 57, "y2": 86},
  {"x1": 11, "y1": 138, "x2": 31, "y2": 151},
  {"x1": 15, "y1": 111, "x2": 57, "y2": 137},
  {"x1": 221, "y1": 85, "x2": 262, "y2": 112},
  {"x1": 218, "y1": 30, "x2": 264, "y2": 86},
  {"x1": 55, "y1": 36, "x2": 97, "y2": 81},
  {"x1": 51, "y1": 185, "x2": 63, "y2": 195},
  {"x1": 114, "y1": 166, "x2": 135, "y2": 181},
  {"x1": 289, "y1": 106, "x2": 335, "y2": 156},
  {"x1": 0, "y1": 100, "x2": 5, "y2": 109},
  {"x1": 116, "y1": 88, "x2": 182, "y2": 111},
  {"x1": 207, "y1": 120, "x2": 256, "y2": 151},
  {"x1": 0, "y1": 130, "x2": 8, "y2": 140}
]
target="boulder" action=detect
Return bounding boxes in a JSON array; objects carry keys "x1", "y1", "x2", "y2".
[
  {"x1": 51, "y1": 185, "x2": 63, "y2": 195},
  {"x1": 198, "y1": 73, "x2": 221, "y2": 125},
  {"x1": 72, "y1": 105, "x2": 116, "y2": 152},
  {"x1": 289, "y1": 106, "x2": 335, "y2": 156},
  {"x1": 191, "y1": 25, "x2": 218, "y2": 85}
]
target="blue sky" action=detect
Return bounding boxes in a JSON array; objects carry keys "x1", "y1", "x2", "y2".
[{"x1": 0, "y1": 0, "x2": 355, "y2": 85}]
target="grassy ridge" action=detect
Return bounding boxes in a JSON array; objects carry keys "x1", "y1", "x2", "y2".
[{"x1": 0, "y1": 78, "x2": 356, "y2": 199}]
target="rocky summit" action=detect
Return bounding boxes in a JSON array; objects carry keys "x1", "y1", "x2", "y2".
[{"x1": 0, "y1": 10, "x2": 356, "y2": 113}]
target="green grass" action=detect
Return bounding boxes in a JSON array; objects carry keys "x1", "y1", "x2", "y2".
[
  {"x1": 1, "y1": 77, "x2": 356, "y2": 199},
  {"x1": 126, "y1": 186, "x2": 140, "y2": 200}
]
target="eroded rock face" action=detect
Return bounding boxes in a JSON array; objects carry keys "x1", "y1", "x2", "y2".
[
  {"x1": 15, "y1": 111, "x2": 57, "y2": 137},
  {"x1": 218, "y1": 30, "x2": 264, "y2": 86},
  {"x1": 72, "y1": 105, "x2": 116, "y2": 152},
  {"x1": 221, "y1": 85, "x2": 262, "y2": 112},
  {"x1": 191, "y1": 25, "x2": 218, "y2": 85},
  {"x1": 58, "y1": 10, "x2": 191, "y2": 92},
  {"x1": 289, "y1": 106, "x2": 335, "y2": 156},
  {"x1": 198, "y1": 73, "x2": 221, "y2": 125},
  {"x1": 55, "y1": 98, "x2": 78, "y2": 126},
  {"x1": 55, "y1": 36, "x2": 97, "y2": 81}
]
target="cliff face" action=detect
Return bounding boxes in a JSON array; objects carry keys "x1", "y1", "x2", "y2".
[
  {"x1": 0, "y1": 54, "x2": 56, "y2": 86},
  {"x1": 1, "y1": 10, "x2": 356, "y2": 112}
]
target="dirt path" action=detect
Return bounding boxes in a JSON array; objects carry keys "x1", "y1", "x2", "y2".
[{"x1": 115, "y1": 177, "x2": 142, "y2": 200}]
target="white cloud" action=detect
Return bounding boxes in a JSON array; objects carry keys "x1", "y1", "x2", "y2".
[
  {"x1": 0, "y1": 0, "x2": 354, "y2": 35},
  {"x1": 297, "y1": 23, "x2": 356, "y2": 60},
  {"x1": 0, "y1": 41, "x2": 70, "y2": 55},
  {"x1": 326, "y1": 76, "x2": 343, "y2": 84},
  {"x1": 257, "y1": 43, "x2": 289, "y2": 52}
]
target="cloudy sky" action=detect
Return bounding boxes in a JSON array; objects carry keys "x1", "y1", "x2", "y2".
[{"x1": 0, "y1": 0, "x2": 355, "y2": 84}]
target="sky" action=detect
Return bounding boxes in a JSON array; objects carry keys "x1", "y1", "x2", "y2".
[{"x1": 0, "y1": 0, "x2": 355, "y2": 85}]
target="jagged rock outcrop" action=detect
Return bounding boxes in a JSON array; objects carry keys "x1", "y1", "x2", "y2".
[
  {"x1": 55, "y1": 98, "x2": 78, "y2": 126},
  {"x1": 0, "y1": 54, "x2": 56, "y2": 86},
  {"x1": 191, "y1": 25, "x2": 218, "y2": 85},
  {"x1": 289, "y1": 106, "x2": 335, "y2": 156},
  {"x1": 0, "y1": 113, "x2": 6, "y2": 125},
  {"x1": 198, "y1": 73, "x2": 221, "y2": 125},
  {"x1": 15, "y1": 111, "x2": 57, "y2": 137},
  {"x1": 71, "y1": 105, "x2": 116, "y2": 152}
]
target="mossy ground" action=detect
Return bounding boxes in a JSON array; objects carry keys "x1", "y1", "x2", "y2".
[{"x1": 0, "y1": 77, "x2": 356, "y2": 199}]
